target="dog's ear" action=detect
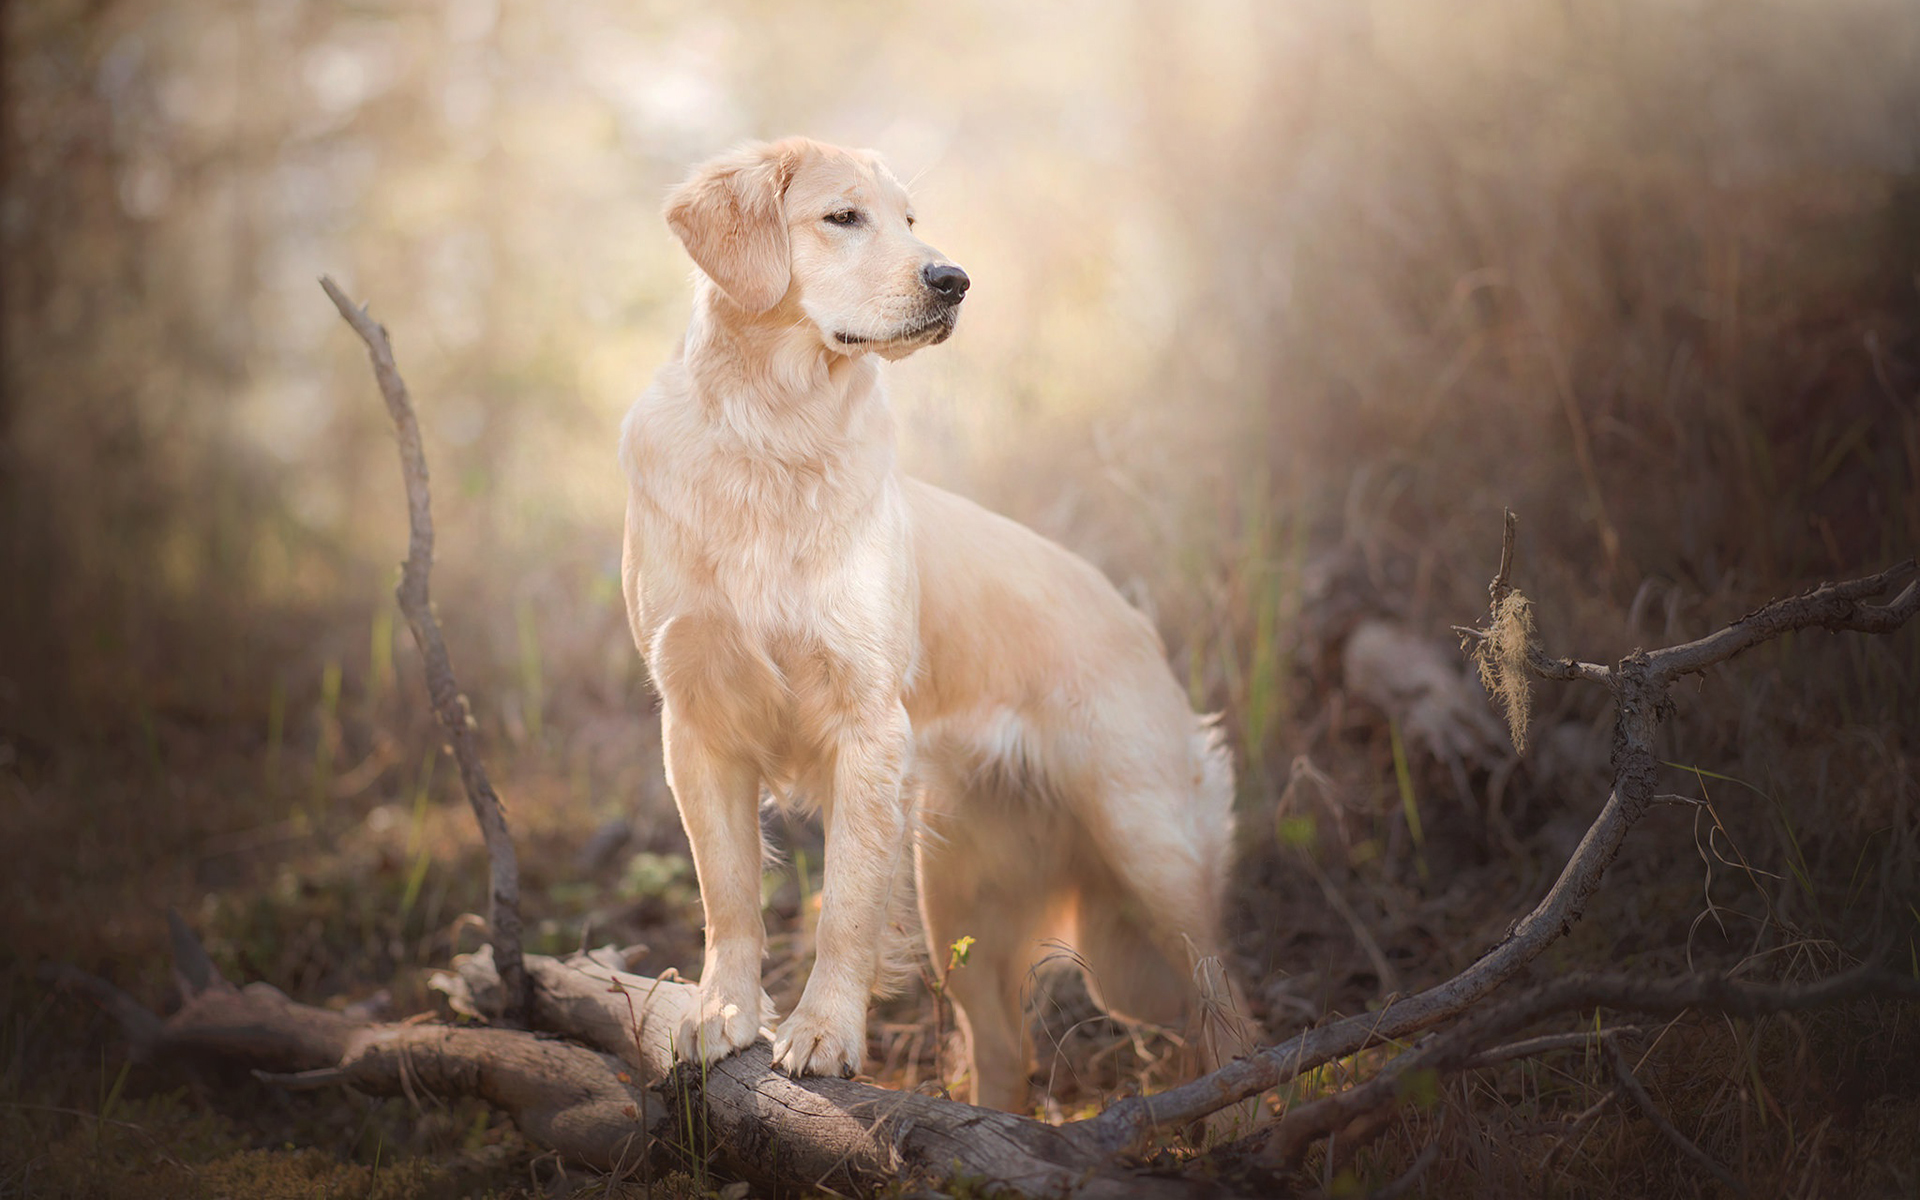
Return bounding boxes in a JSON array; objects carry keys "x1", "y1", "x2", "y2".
[{"x1": 664, "y1": 142, "x2": 802, "y2": 314}]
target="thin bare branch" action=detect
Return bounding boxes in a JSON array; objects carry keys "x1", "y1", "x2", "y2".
[
  {"x1": 1370, "y1": 1131, "x2": 1445, "y2": 1200},
  {"x1": 1451, "y1": 622, "x2": 1610, "y2": 684},
  {"x1": 1456, "y1": 512, "x2": 1611, "y2": 688},
  {"x1": 318, "y1": 275, "x2": 528, "y2": 1027},
  {"x1": 1257, "y1": 967, "x2": 1916, "y2": 1170},
  {"x1": 1455, "y1": 1026, "x2": 1635, "y2": 1072},
  {"x1": 1645, "y1": 560, "x2": 1918, "y2": 686},
  {"x1": 1490, "y1": 508, "x2": 1517, "y2": 603},
  {"x1": 1070, "y1": 700, "x2": 1659, "y2": 1154},
  {"x1": 1604, "y1": 1036, "x2": 1747, "y2": 1197}
]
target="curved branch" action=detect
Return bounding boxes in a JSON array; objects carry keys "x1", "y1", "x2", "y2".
[
  {"x1": 1646, "y1": 560, "x2": 1918, "y2": 685},
  {"x1": 1075, "y1": 532, "x2": 1918, "y2": 1154},
  {"x1": 1071, "y1": 700, "x2": 1659, "y2": 1154},
  {"x1": 319, "y1": 276, "x2": 528, "y2": 1027},
  {"x1": 1259, "y1": 966, "x2": 1917, "y2": 1170}
]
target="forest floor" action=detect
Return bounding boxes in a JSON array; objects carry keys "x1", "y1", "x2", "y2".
[{"x1": 5, "y1": 548, "x2": 1918, "y2": 1198}]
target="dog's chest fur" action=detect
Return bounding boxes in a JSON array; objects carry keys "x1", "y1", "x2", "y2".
[{"x1": 621, "y1": 351, "x2": 919, "y2": 776}]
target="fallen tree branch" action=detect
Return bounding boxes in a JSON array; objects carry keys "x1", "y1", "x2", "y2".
[
  {"x1": 1454, "y1": 1026, "x2": 1637, "y2": 1072},
  {"x1": 445, "y1": 947, "x2": 1220, "y2": 1198},
  {"x1": 44, "y1": 920, "x2": 655, "y2": 1172},
  {"x1": 52, "y1": 918, "x2": 1222, "y2": 1197},
  {"x1": 1643, "y1": 560, "x2": 1918, "y2": 686},
  {"x1": 1256, "y1": 966, "x2": 1920, "y2": 1169},
  {"x1": 1072, "y1": 524, "x2": 1917, "y2": 1154},
  {"x1": 1539, "y1": 1090, "x2": 1617, "y2": 1181},
  {"x1": 319, "y1": 276, "x2": 528, "y2": 1027}
]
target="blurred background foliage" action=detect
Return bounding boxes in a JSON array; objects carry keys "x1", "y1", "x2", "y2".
[{"x1": 5, "y1": 0, "x2": 1920, "y2": 1195}]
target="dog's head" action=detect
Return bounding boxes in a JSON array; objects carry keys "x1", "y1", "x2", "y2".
[{"x1": 664, "y1": 138, "x2": 968, "y2": 360}]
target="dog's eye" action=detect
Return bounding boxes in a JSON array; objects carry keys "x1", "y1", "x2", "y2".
[
  {"x1": 824, "y1": 209, "x2": 861, "y2": 227},
  {"x1": 905, "y1": 215, "x2": 916, "y2": 229}
]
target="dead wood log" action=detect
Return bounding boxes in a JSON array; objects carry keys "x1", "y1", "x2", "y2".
[
  {"x1": 44, "y1": 916, "x2": 657, "y2": 1173},
  {"x1": 52, "y1": 915, "x2": 1221, "y2": 1197},
  {"x1": 444, "y1": 947, "x2": 1222, "y2": 1198}
]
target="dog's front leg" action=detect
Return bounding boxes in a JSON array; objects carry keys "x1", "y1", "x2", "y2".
[
  {"x1": 772, "y1": 705, "x2": 909, "y2": 1078},
  {"x1": 663, "y1": 711, "x2": 770, "y2": 1064}
]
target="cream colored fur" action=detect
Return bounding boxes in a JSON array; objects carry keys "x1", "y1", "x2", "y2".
[{"x1": 621, "y1": 137, "x2": 1250, "y2": 1110}]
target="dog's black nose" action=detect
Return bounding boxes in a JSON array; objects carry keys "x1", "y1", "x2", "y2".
[{"x1": 923, "y1": 263, "x2": 970, "y2": 304}]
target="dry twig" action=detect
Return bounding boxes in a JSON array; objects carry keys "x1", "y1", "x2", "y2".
[{"x1": 319, "y1": 275, "x2": 529, "y2": 1026}]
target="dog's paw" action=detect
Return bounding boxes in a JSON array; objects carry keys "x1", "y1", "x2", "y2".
[
  {"x1": 770, "y1": 1000, "x2": 865, "y2": 1079},
  {"x1": 676, "y1": 984, "x2": 767, "y2": 1065}
]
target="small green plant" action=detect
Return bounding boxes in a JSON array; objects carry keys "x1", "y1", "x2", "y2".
[
  {"x1": 1389, "y1": 720, "x2": 1428, "y2": 885},
  {"x1": 309, "y1": 659, "x2": 342, "y2": 821},
  {"x1": 619, "y1": 852, "x2": 696, "y2": 908},
  {"x1": 515, "y1": 596, "x2": 545, "y2": 749},
  {"x1": 264, "y1": 675, "x2": 286, "y2": 800},
  {"x1": 397, "y1": 749, "x2": 438, "y2": 923},
  {"x1": 946, "y1": 934, "x2": 975, "y2": 975},
  {"x1": 368, "y1": 602, "x2": 395, "y2": 713},
  {"x1": 1276, "y1": 813, "x2": 1317, "y2": 850}
]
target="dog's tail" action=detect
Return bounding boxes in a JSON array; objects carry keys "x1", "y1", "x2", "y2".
[
  {"x1": 1188, "y1": 713, "x2": 1262, "y2": 1136},
  {"x1": 1191, "y1": 711, "x2": 1237, "y2": 872}
]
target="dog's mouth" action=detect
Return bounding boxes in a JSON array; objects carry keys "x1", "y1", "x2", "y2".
[{"x1": 833, "y1": 312, "x2": 956, "y2": 350}]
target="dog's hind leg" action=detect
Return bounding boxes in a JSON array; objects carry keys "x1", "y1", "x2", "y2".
[{"x1": 914, "y1": 809, "x2": 1060, "y2": 1112}]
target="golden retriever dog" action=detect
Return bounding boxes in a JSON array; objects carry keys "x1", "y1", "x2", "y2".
[{"x1": 620, "y1": 137, "x2": 1249, "y2": 1110}]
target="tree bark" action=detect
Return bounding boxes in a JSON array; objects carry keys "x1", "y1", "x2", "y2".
[
  {"x1": 50, "y1": 925, "x2": 1222, "y2": 1198},
  {"x1": 451, "y1": 949, "x2": 1219, "y2": 1197}
]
